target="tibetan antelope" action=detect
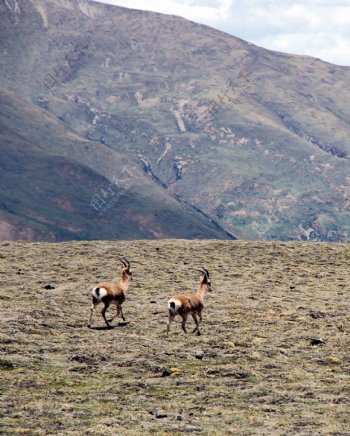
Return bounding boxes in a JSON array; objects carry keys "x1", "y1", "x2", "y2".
[
  {"x1": 88, "y1": 258, "x2": 132, "y2": 328},
  {"x1": 167, "y1": 267, "x2": 212, "y2": 336}
]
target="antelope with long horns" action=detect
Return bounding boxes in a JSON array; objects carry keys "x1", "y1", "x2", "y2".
[
  {"x1": 88, "y1": 258, "x2": 132, "y2": 328},
  {"x1": 167, "y1": 268, "x2": 212, "y2": 335}
]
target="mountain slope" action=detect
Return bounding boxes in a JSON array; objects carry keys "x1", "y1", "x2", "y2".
[
  {"x1": 1, "y1": 0, "x2": 350, "y2": 240},
  {"x1": 0, "y1": 88, "x2": 233, "y2": 240}
]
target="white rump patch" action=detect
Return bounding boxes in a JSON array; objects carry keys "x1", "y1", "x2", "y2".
[
  {"x1": 168, "y1": 298, "x2": 182, "y2": 314},
  {"x1": 92, "y1": 287, "x2": 108, "y2": 300}
]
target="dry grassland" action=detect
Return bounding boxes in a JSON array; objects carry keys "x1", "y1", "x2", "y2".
[{"x1": 0, "y1": 240, "x2": 349, "y2": 435}]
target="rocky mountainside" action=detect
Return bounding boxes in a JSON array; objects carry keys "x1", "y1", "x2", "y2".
[
  {"x1": 0, "y1": 87, "x2": 231, "y2": 241},
  {"x1": 1, "y1": 0, "x2": 350, "y2": 241}
]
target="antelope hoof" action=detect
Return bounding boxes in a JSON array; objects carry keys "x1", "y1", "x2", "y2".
[{"x1": 196, "y1": 331, "x2": 201, "y2": 336}]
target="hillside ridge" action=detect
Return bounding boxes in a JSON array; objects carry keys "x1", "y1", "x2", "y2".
[{"x1": 1, "y1": 0, "x2": 350, "y2": 240}]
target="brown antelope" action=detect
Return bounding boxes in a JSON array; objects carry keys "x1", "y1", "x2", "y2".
[
  {"x1": 167, "y1": 268, "x2": 212, "y2": 335},
  {"x1": 88, "y1": 258, "x2": 132, "y2": 328}
]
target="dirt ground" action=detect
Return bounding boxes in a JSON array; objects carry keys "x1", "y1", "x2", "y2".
[{"x1": 0, "y1": 240, "x2": 349, "y2": 435}]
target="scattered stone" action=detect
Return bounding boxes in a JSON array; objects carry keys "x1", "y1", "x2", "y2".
[
  {"x1": 227, "y1": 370, "x2": 250, "y2": 379},
  {"x1": 0, "y1": 295, "x2": 10, "y2": 300},
  {"x1": 289, "y1": 286, "x2": 296, "y2": 290},
  {"x1": 264, "y1": 363, "x2": 278, "y2": 370},
  {"x1": 195, "y1": 351, "x2": 204, "y2": 360},
  {"x1": 150, "y1": 300, "x2": 157, "y2": 304},
  {"x1": 206, "y1": 368, "x2": 220, "y2": 375},
  {"x1": 0, "y1": 359, "x2": 15, "y2": 370},
  {"x1": 226, "y1": 341, "x2": 236, "y2": 348},
  {"x1": 44, "y1": 284, "x2": 55, "y2": 289},
  {"x1": 327, "y1": 356, "x2": 341, "y2": 365},
  {"x1": 152, "y1": 366, "x2": 172, "y2": 376},
  {"x1": 303, "y1": 391, "x2": 315, "y2": 399},
  {"x1": 196, "y1": 384, "x2": 206, "y2": 391},
  {"x1": 68, "y1": 354, "x2": 96, "y2": 365},
  {"x1": 136, "y1": 383, "x2": 148, "y2": 389},
  {"x1": 310, "y1": 338, "x2": 325, "y2": 346},
  {"x1": 148, "y1": 410, "x2": 168, "y2": 419},
  {"x1": 176, "y1": 415, "x2": 183, "y2": 421},
  {"x1": 161, "y1": 367, "x2": 172, "y2": 377},
  {"x1": 263, "y1": 407, "x2": 279, "y2": 413},
  {"x1": 309, "y1": 310, "x2": 325, "y2": 319}
]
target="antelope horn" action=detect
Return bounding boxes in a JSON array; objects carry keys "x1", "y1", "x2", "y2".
[
  {"x1": 201, "y1": 267, "x2": 209, "y2": 278},
  {"x1": 195, "y1": 268, "x2": 209, "y2": 278},
  {"x1": 123, "y1": 257, "x2": 130, "y2": 269},
  {"x1": 119, "y1": 257, "x2": 127, "y2": 267}
]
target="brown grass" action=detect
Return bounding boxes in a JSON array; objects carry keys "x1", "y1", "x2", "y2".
[{"x1": 0, "y1": 240, "x2": 349, "y2": 435}]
